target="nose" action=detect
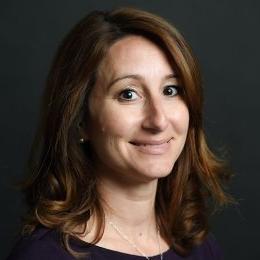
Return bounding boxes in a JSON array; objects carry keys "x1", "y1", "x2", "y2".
[{"x1": 142, "y1": 97, "x2": 169, "y2": 132}]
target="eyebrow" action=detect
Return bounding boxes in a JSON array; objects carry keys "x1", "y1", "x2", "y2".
[{"x1": 107, "y1": 73, "x2": 178, "y2": 89}]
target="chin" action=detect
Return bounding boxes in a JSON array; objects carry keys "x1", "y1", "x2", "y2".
[{"x1": 135, "y1": 164, "x2": 175, "y2": 182}]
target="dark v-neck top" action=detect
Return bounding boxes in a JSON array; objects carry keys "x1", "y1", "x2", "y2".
[{"x1": 7, "y1": 227, "x2": 224, "y2": 259}]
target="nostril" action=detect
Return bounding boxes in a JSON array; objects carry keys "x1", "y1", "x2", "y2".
[{"x1": 141, "y1": 101, "x2": 169, "y2": 132}]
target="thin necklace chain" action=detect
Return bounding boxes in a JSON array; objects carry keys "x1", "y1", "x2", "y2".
[{"x1": 108, "y1": 220, "x2": 163, "y2": 260}]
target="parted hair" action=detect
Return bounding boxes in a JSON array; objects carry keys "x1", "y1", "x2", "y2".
[{"x1": 22, "y1": 7, "x2": 232, "y2": 258}]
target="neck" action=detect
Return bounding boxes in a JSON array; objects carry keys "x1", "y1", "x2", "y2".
[
  {"x1": 77, "y1": 175, "x2": 170, "y2": 255},
  {"x1": 98, "y1": 176, "x2": 158, "y2": 238}
]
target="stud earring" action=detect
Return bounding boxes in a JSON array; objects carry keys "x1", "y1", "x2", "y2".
[{"x1": 79, "y1": 138, "x2": 85, "y2": 143}]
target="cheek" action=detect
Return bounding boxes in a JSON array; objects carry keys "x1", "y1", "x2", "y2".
[
  {"x1": 170, "y1": 103, "x2": 189, "y2": 134},
  {"x1": 94, "y1": 105, "x2": 138, "y2": 139}
]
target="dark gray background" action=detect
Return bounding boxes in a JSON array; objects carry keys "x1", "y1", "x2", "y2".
[{"x1": 1, "y1": 0, "x2": 259, "y2": 259}]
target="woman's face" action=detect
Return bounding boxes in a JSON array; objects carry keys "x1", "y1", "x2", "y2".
[{"x1": 86, "y1": 36, "x2": 189, "y2": 184}]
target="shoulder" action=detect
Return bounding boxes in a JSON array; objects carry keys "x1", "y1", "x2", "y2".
[
  {"x1": 7, "y1": 227, "x2": 73, "y2": 260},
  {"x1": 191, "y1": 233, "x2": 224, "y2": 260}
]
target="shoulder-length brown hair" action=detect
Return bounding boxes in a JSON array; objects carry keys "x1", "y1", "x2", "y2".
[{"x1": 23, "y1": 7, "x2": 232, "y2": 258}]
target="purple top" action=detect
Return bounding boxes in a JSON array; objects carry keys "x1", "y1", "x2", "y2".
[{"x1": 7, "y1": 227, "x2": 224, "y2": 259}]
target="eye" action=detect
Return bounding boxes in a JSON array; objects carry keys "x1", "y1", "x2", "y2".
[
  {"x1": 118, "y1": 89, "x2": 139, "y2": 101},
  {"x1": 163, "y1": 85, "x2": 180, "y2": 97}
]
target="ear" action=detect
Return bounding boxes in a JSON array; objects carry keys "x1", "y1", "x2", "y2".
[{"x1": 78, "y1": 121, "x2": 89, "y2": 142}]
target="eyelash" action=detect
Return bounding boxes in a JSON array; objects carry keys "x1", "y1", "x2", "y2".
[
  {"x1": 118, "y1": 88, "x2": 139, "y2": 101},
  {"x1": 117, "y1": 85, "x2": 181, "y2": 102},
  {"x1": 163, "y1": 85, "x2": 181, "y2": 96}
]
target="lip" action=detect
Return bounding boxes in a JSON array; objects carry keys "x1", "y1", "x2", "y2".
[{"x1": 129, "y1": 137, "x2": 173, "y2": 155}]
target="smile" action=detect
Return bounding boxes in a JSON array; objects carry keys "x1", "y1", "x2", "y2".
[{"x1": 129, "y1": 138, "x2": 173, "y2": 155}]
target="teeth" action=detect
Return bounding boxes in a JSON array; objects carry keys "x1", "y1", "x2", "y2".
[
  {"x1": 131, "y1": 142, "x2": 149, "y2": 146},
  {"x1": 130, "y1": 139, "x2": 173, "y2": 146},
  {"x1": 130, "y1": 142, "x2": 140, "y2": 146},
  {"x1": 137, "y1": 143, "x2": 155, "y2": 145}
]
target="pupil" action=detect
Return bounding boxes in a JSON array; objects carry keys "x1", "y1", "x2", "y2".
[
  {"x1": 165, "y1": 87, "x2": 173, "y2": 95},
  {"x1": 124, "y1": 91, "x2": 132, "y2": 99}
]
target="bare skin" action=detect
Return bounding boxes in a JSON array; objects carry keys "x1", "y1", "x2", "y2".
[
  {"x1": 78, "y1": 35, "x2": 189, "y2": 256},
  {"x1": 84, "y1": 179, "x2": 167, "y2": 256}
]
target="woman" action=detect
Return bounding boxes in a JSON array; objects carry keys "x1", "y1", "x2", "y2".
[{"x1": 8, "y1": 7, "x2": 232, "y2": 260}]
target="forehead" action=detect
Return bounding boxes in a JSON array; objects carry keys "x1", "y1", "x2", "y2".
[{"x1": 98, "y1": 35, "x2": 175, "y2": 78}]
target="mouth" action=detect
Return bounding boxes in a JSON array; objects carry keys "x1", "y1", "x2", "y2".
[
  {"x1": 129, "y1": 137, "x2": 173, "y2": 155},
  {"x1": 129, "y1": 137, "x2": 173, "y2": 146}
]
